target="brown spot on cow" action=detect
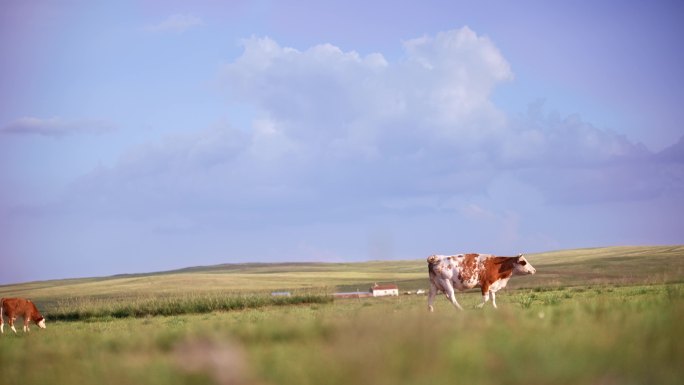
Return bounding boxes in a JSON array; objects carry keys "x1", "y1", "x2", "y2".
[{"x1": 459, "y1": 253, "x2": 479, "y2": 283}]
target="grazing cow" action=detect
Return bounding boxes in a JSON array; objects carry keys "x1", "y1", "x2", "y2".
[
  {"x1": 427, "y1": 253, "x2": 536, "y2": 311},
  {"x1": 1, "y1": 297, "x2": 46, "y2": 334}
]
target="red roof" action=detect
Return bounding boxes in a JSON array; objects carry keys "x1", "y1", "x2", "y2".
[{"x1": 371, "y1": 284, "x2": 398, "y2": 291}]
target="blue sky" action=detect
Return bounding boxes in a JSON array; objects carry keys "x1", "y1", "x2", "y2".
[{"x1": 1, "y1": 0, "x2": 683, "y2": 284}]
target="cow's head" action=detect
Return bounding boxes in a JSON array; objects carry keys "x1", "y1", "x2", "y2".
[
  {"x1": 513, "y1": 254, "x2": 536, "y2": 275},
  {"x1": 36, "y1": 317, "x2": 46, "y2": 329}
]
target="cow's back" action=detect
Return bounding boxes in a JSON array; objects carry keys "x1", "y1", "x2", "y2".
[{"x1": 2, "y1": 298, "x2": 34, "y2": 315}]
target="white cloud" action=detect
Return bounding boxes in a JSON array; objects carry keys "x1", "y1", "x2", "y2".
[
  {"x1": 223, "y1": 28, "x2": 513, "y2": 152},
  {"x1": 145, "y1": 14, "x2": 204, "y2": 34},
  {"x1": 402, "y1": 27, "x2": 513, "y2": 121},
  {"x1": 62, "y1": 27, "x2": 677, "y2": 224},
  {"x1": 21, "y1": 27, "x2": 681, "y2": 267},
  {"x1": 1, "y1": 116, "x2": 114, "y2": 137}
]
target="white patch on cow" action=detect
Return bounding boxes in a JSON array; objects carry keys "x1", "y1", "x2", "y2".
[
  {"x1": 427, "y1": 259, "x2": 465, "y2": 311},
  {"x1": 452, "y1": 278, "x2": 471, "y2": 291},
  {"x1": 38, "y1": 319, "x2": 46, "y2": 329},
  {"x1": 489, "y1": 277, "x2": 511, "y2": 293}
]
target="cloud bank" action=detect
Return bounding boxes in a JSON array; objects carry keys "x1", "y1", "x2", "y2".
[
  {"x1": 70, "y1": 28, "x2": 681, "y2": 223},
  {"x1": 67, "y1": 28, "x2": 522, "y2": 219},
  {"x1": 13, "y1": 27, "x2": 681, "y2": 276},
  {"x1": 1, "y1": 116, "x2": 114, "y2": 137}
]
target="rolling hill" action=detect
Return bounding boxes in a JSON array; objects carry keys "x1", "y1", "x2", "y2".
[{"x1": 1, "y1": 245, "x2": 682, "y2": 303}]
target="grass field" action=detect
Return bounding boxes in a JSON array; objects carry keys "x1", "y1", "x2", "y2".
[{"x1": 1, "y1": 246, "x2": 683, "y2": 385}]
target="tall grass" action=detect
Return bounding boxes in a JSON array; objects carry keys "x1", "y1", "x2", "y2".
[
  {"x1": 46, "y1": 292, "x2": 332, "y2": 321},
  {"x1": 235, "y1": 283, "x2": 684, "y2": 385},
  {"x1": 1, "y1": 283, "x2": 682, "y2": 385}
]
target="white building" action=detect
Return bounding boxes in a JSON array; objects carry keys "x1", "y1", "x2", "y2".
[{"x1": 370, "y1": 283, "x2": 399, "y2": 297}]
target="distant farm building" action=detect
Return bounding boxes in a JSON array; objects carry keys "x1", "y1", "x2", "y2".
[
  {"x1": 371, "y1": 283, "x2": 399, "y2": 297},
  {"x1": 333, "y1": 283, "x2": 400, "y2": 299}
]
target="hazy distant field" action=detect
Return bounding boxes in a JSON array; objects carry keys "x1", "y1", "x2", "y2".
[
  {"x1": 1, "y1": 246, "x2": 683, "y2": 385},
  {"x1": 3, "y1": 245, "x2": 682, "y2": 304}
]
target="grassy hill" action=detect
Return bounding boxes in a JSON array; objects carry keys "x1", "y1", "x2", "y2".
[
  {"x1": 1, "y1": 245, "x2": 682, "y2": 304},
  {"x1": 522, "y1": 245, "x2": 684, "y2": 288}
]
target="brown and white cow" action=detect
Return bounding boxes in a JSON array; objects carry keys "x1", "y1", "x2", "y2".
[
  {"x1": 1, "y1": 297, "x2": 46, "y2": 334},
  {"x1": 427, "y1": 253, "x2": 536, "y2": 311}
]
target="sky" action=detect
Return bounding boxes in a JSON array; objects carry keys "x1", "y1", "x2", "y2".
[{"x1": 1, "y1": 0, "x2": 683, "y2": 284}]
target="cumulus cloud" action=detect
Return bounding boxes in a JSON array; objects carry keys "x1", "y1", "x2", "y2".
[
  {"x1": 71, "y1": 29, "x2": 673, "y2": 211},
  {"x1": 498, "y1": 102, "x2": 677, "y2": 205},
  {"x1": 223, "y1": 27, "x2": 512, "y2": 153},
  {"x1": 657, "y1": 135, "x2": 684, "y2": 163},
  {"x1": 50, "y1": 27, "x2": 682, "y2": 258},
  {"x1": 1, "y1": 116, "x2": 114, "y2": 137},
  {"x1": 500, "y1": 100, "x2": 651, "y2": 167},
  {"x1": 145, "y1": 14, "x2": 204, "y2": 34}
]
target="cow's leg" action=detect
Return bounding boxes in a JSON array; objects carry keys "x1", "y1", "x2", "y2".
[
  {"x1": 477, "y1": 285, "x2": 491, "y2": 309},
  {"x1": 428, "y1": 282, "x2": 437, "y2": 312},
  {"x1": 10, "y1": 317, "x2": 17, "y2": 334},
  {"x1": 22, "y1": 312, "x2": 31, "y2": 332},
  {"x1": 477, "y1": 292, "x2": 490, "y2": 308},
  {"x1": 491, "y1": 291, "x2": 498, "y2": 309},
  {"x1": 443, "y1": 281, "x2": 463, "y2": 311},
  {"x1": 0, "y1": 305, "x2": 3, "y2": 334}
]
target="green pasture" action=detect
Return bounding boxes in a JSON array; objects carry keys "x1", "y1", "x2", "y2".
[
  {"x1": 1, "y1": 284, "x2": 682, "y2": 385},
  {"x1": 1, "y1": 245, "x2": 683, "y2": 385}
]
